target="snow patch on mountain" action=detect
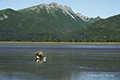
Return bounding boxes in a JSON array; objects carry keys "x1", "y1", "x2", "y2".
[
  {"x1": 76, "y1": 13, "x2": 101, "y2": 21},
  {"x1": 0, "y1": 14, "x2": 9, "y2": 21},
  {"x1": 39, "y1": 2, "x2": 76, "y2": 20},
  {"x1": 76, "y1": 13, "x2": 91, "y2": 21}
]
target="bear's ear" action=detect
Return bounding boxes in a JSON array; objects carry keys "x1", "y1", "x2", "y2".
[{"x1": 36, "y1": 51, "x2": 39, "y2": 55}]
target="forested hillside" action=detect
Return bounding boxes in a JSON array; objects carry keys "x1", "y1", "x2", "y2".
[
  {"x1": 0, "y1": 3, "x2": 100, "y2": 41},
  {"x1": 66, "y1": 14, "x2": 120, "y2": 42}
]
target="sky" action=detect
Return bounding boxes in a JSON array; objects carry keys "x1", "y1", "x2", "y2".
[{"x1": 0, "y1": 0, "x2": 120, "y2": 18}]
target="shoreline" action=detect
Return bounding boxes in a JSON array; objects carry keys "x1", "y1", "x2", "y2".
[{"x1": 0, "y1": 42, "x2": 120, "y2": 45}]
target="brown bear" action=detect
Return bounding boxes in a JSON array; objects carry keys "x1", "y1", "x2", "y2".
[{"x1": 36, "y1": 51, "x2": 44, "y2": 58}]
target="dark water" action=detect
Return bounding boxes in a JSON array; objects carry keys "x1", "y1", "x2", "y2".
[{"x1": 0, "y1": 44, "x2": 120, "y2": 80}]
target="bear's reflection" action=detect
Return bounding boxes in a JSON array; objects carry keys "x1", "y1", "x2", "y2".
[
  {"x1": 36, "y1": 58, "x2": 43, "y2": 64},
  {"x1": 35, "y1": 57, "x2": 46, "y2": 64}
]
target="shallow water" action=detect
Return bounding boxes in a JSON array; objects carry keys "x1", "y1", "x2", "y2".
[
  {"x1": 0, "y1": 45, "x2": 120, "y2": 80},
  {"x1": 0, "y1": 45, "x2": 120, "y2": 53}
]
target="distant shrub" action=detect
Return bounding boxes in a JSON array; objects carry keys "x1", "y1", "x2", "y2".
[
  {"x1": 106, "y1": 39, "x2": 110, "y2": 42},
  {"x1": 69, "y1": 39, "x2": 72, "y2": 42},
  {"x1": 31, "y1": 39, "x2": 34, "y2": 42},
  {"x1": 17, "y1": 39, "x2": 21, "y2": 42},
  {"x1": 91, "y1": 40, "x2": 94, "y2": 42},
  {"x1": 74, "y1": 39, "x2": 78, "y2": 42},
  {"x1": 86, "y1": 39, "x2": 90, "y2": 42},
  {"x1": 46, "y1": 39, "x2": 49, "y2": 42},
  {"x1": 79, "y1": 39, "x2": 82, "y2": 42},
  {"x1": 114, "y1": 39, "x2": 117, "y2": 42},
  {"x1": 57, "y1": 38, "x2": 61, "y2": 42}
]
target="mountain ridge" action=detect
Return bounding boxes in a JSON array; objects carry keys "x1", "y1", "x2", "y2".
[{"x1": 18, "y1": 2, "x2": 101, "y2": 21}]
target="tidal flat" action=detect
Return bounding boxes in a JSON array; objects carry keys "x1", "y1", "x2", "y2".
[{"x1": 0, "y1": 43, "x2": 120, "y2": 80}]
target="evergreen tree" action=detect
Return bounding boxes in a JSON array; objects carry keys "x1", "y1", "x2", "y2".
[
  {"x1": 98, "y1": 40, "x2": 101, "y2": 42},
  {"x1": 106, "y1": 39, "x2": 110, "y2": 42},
  {"x1": 17, "y1": 39, "x2": 21, "y2": 42},
  {"x1": 86, "y1": 39, "x2": 90, "y2": 42},
  {"x1": 74, "y1": 39, "x2": 78, "y2": 42},
  {"x1": 111, "y1": 39, "x2": 113, "y2": 42},
  {"x1": 57, "y1": 38, "x2": 61, "y2": 42},
  {"x1": 114, "y1": 39, "x2": 117, "y2": 42},
  {"x1": 69, "y1": 39, "x2": 72, "y2": 42},
  {"x1": 79, "y1": 39, "x2": 82, "y2": 42},
  {"x1": 53, "y1": 39, "x2": 56, "y2": 42},
  {"x1": 46, "y1": 39, "x2": 49, "y2": 42},
  {"x1": 91, "y1": 40, "x2": 94, "y2": 42},
  {"x1": 31, "y1": 38, "x2": 34, "y2": 42}
]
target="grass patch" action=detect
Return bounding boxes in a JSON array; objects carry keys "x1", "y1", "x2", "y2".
[{"x1": 0, "y1": 41, "x2": 120, "y2": 44}]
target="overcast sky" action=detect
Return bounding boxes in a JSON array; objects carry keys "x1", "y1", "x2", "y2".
[{"x1": 0, "y1": 0, "x2": 119, "y2": 18}]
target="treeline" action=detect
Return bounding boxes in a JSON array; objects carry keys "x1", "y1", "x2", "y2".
[
  {"x1": 67, "y1": 39, "x2": 119, "y2": 42},
  {"x1": 11, "y1": 38, "x2": 120, "y2": 42},
  {"x1": 0, "y1": 28, "x2": 119, "y2": 42},
  {"x1": 0, "y1": 29, "x2": 119, "y2": 42},
  {"x1": 0, "y1": 28, "x2": 63, "y2": 41}
]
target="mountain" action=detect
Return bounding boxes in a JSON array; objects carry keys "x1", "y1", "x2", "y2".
[
  {"x1": 0, "y1": 2, "x2": 101, "y2": 41},
  {"x1": 66, "y1": 14, "x2": 120, "y2": 41}
]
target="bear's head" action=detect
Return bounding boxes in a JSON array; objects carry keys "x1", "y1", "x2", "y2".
[{"x1": 36, "y1": 51, "x2": 44, "y2": 58}]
